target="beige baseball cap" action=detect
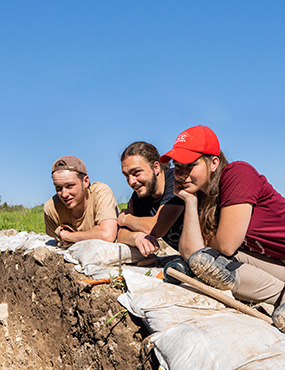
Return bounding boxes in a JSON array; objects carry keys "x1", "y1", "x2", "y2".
[{"x1": 51, "y1": 155, "x2": 87, "y2": 175}]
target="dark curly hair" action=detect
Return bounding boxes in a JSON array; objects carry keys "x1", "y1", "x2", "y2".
[{"x1": 121, "y1": 141, "x2": 169, "y2": 170}]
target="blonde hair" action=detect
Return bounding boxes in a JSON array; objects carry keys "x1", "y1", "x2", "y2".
[{"x1": 198, "y1": 151, "x2": 228, "y2": 244}]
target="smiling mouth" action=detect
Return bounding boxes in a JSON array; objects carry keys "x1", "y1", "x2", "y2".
[{"x1": 133, "y1": 184, "x2": 143, "y2": 191}]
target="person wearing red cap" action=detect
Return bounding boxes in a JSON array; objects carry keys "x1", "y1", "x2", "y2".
[
  {"x1": 117, "y1": 141, "x2": 185, "y2": 257},
  {"x1": 161, "y1": 125, "x2": 285, "y2": 333},
  {"x1": 44, "y1": 155, "x2": 118, "y2": 245}
]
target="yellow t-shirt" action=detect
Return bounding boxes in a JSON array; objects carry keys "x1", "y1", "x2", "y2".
[{"x1": 44, "y1": 182, "x2": 118, "y2": 238}]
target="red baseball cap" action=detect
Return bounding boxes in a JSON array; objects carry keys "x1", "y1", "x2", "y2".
[{"x1": 160, "y1": 125, "x2": 220, "y2": 164}]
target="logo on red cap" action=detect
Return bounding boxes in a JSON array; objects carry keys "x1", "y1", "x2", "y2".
[{"x1": 174, "y1": 132, "x2": 190, "y2": 144}]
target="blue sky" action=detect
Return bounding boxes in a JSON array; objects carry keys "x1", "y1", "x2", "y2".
[{"x1": 1, "y1": 1, "x2": 285, "y2": 207}]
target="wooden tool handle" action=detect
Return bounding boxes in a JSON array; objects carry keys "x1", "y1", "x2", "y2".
[{"x1": 167, "y1": 267, "x2": 273, "y2": 324}]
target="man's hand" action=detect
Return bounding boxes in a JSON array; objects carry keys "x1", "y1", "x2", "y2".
[
  {"x1": 118, "y1": 199, "x2": 134, "y2": 227},
  {"x1": 133, "y1": 232, "x2": 160, "y2": 257},
  {"x1": 60, "y1": 229, "x2": 76, "y2": 243},
  {"x1": 54, "y1": 224, "x2": 76, "y2": 246},
  {"x1": 118, "y1": 209, "x2": 130, "y2": 227}
]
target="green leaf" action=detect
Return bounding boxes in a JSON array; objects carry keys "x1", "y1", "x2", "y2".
[{"x1": 105, "y1": 309, "x2": 128, "y2": 325}]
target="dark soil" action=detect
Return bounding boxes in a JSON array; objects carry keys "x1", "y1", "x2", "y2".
[{"x1": 0, "y1": 247, "x2": 159, "y2": 369}]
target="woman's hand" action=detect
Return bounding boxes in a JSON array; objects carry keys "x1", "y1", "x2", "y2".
[
  {"x1": 174, "y1": 180, "x2": 198, "y2": 205},
  {"x1": 174, "y1": 180, "x2": 203, "y2": 259}
]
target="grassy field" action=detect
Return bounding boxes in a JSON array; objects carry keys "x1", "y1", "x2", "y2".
[
  {"x1": 0, "y1": 204, "x2": 46, "y2": 233},
  {"x1": 0, "y1": 202, "x2": 127, "y2": 233}
]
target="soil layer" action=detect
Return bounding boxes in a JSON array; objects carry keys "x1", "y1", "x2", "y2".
[{"x1": 0, "y1": 248, "x2": 158, "y2": 370}]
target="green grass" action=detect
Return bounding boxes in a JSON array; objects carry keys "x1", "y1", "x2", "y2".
[
  {"x1": 118, "y1": 203, "x2": 127, "y2": 211},
  {"x1": 0, "y1": 204, "x2": 46, "y2": 233},
  {"x1": 0, "y1": 202, "x2": 127, "y2": 233}
]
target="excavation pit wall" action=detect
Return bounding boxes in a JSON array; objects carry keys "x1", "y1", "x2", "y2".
[{"x1": 0, "y1": 249, "x2": 157, "y2": 370}]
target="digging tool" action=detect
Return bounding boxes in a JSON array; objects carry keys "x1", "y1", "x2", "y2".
[
  {"x1": 118, "y1": 244, "x2": 122, "y2": 277},
  {"x1": 166, "y1": 267, "x2": 273, "y2": 324}
]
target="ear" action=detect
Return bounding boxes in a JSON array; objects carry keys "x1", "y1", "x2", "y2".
[
  {"x1": 210, "y1": 156, "x2": 220, "y2": 173},
  {"x1": 83, "y1": 175, "x2": 90, "y2": 188},
  {"x1": 153, "y1": 161, "x2": 161, "y2": 175}
]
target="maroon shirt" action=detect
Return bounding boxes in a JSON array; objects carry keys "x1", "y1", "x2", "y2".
[{"x1": 219, "y1": 161, "x2": 285, "y2": 259}]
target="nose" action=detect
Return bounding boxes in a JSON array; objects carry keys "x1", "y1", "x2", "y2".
[
  {"x1": 128, "y1": 175, "x2": 137, "y2": 187},
  {"x1": 176, "y1": 166, "x2": 189, "y2": 180},
  {"x1": 61, "y1": 187, "x2": 69, "y2": 198}
]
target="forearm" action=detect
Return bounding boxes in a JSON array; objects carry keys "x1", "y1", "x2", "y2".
[
  {"x1": 117, "y1": 227, "x2": 159, "y2": 256},
  {"x1": 208, "y1": 203, "x2": 253, "y2": 256},
  {"x1": 208, "y1": 233, "x2": 243, "y2": 256},
  {"x1": 117, "y1": 227, "x2": 137, "y2": 247},
  {"x1": 150, "y1": 205, "x2": 184, "y2": 238},
  {"x1": 62, "y1": 220, "x2": 117, "y2": 243},
  {"x1": 120, "y1": 205, "x2": 184, "y2": 238},
  {"x1": 121, "y1": 214, "x2": 156, "y2": 234},
  {"x1": 178, "y1": 199, "x2": 205, "y2": 260},
  {"x1": 69, "y1": 229, "x2": 113, "y2": 243}
]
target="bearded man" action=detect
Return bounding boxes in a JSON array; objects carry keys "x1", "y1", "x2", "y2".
[
  {"x1": 44, "y1": 155, "x2": 118, "y2": 245},
  {"x1": 117, "y1": 141, "x2": 184, "y2": 256}
]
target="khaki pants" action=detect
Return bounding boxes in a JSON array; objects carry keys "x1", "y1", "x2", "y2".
[{"x1": 233, "y1": 249, "x2": 285, "y2": 307}]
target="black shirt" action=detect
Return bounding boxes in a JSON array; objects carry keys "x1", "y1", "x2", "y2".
[{"x1": 131, "y1": 168, "x2": 184, "y2": 250}]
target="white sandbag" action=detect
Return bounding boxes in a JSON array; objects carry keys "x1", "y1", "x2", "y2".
[
  {"x1": 144, "y1": 305, "x2": 235, "y2": 333},
  {"x1": 0, "y1": 231, "x2": 29, "y2": 251},
  {"x1": 0, "y1": 231, "x2": 56, "y2": 252},
  {"x1": 0, "y1": 233, "x2": 151, "y2": 280},
  {"x1": 84, "y1": 265, "x2": 161, "y2": 281},
  {"x1": 118, "y1": 269, "x2": 230, "y2": 318},
  {"x1": 119, "y1": 268, "x2": 285, "y2": 370},
  {"x1": 63, "y1": 239, "x2": 145, "y2": 267},
  {"x1": 152, "y1": 316, "x2": 285, "y2": 370},
  {"x1": 22, "y1": 233, "x2": 58, "y2": 252}
]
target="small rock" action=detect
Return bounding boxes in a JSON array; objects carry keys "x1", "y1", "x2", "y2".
[
  {"x1": 0, "y1": 229, "x2": 18, "y2": 236},
  {"x1": 0, "y1": 303, "x2": 8, "y2": 321},
  {"x1": 33, "y1": 247, "x2": 50, "y2": 266}
]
